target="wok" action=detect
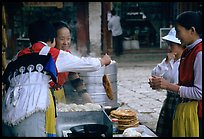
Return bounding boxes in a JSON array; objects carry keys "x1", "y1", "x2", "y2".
[{"x1": 68, "y1": 124, "x2": 109, "y2": 137}]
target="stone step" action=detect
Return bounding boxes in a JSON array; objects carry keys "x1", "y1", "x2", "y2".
[
  {"x1": 111, "y1": 52, "x2": 166, "y2": 64},
  {"x1": 123, "y1": 48, "x2": 167, "y2": 54}
]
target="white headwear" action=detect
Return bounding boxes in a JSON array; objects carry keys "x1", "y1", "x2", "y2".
[{"x1": 162, "y1": 27, "x2": 181, "y2": 44}]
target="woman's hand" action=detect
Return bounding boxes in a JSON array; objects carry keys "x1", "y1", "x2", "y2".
[
  {"x1": 149, "y1": 76, "x2": 170, "y2": 90},
  {"x1": 100, "y1": 54, "x2": 111, "y2": 66},
  {"x1": 165, "y1": 52, "x2": 176, "y2": 63}
]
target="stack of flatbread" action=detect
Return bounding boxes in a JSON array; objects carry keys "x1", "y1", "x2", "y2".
[{"x1": 110, "y1": 109, "x2": 139, "y2": 131}]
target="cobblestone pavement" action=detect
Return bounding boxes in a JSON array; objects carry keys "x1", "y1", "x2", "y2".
[{"x1": 112, "y1": 52, "x2": 167, "y2": 132}]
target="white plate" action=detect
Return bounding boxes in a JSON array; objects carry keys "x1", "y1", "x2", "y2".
[
  {"x1": 122, "y1": 126, "x2": 144, "y2": 137},
  {"x1": 122, "y1": 125, "x2": 157, "y2": 137}
]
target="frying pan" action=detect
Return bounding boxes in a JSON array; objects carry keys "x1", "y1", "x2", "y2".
[{"x1": 68, "y1": 124, "x2": 109, "y2": 137}]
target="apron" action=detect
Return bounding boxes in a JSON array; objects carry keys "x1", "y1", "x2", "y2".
[
  {"x1": 45, "y1": 90, "x2": 57, "y2": 137},
  {"x1": 172, "y1": 101, "x2": 199, "y2": 137},
  {"x1": 54, "y1": 87, "x2": 66, "y2": 104}
]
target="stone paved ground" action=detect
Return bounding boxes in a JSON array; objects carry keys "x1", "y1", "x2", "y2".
[{"x1": 112, "y1": 52, "x2": 167, "y2": 132}]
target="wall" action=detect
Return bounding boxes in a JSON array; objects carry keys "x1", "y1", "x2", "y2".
[{"x1": 88, "y1": 2, "x2": 102, "y2": 57}]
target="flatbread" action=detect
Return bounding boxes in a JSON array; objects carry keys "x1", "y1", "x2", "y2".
[
  {"x1": 110, "y1": 109, "x2": 136, "y2": 118},
  {"x1": 118, "y1": 121, "x2": 139, "y2": 131},
  {"x1": 110, "y1": 109, "x2": 139, "y2": 131},
  {"x1": 103, "y1": 74, "x2": 113, "y2": 100},
  {"x1": 118, "y1": 118, "x2": 138, "y2": 125}
]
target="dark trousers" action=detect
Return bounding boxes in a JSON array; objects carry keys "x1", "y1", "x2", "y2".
[
  {"x1": 199, "y1": 118, "x2": 202, "y2": 137},
  {"x1": 112, "y1": 34, "x2": 123, "y2": 56}
]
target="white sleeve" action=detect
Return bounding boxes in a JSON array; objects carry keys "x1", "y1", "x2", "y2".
[
  {"x1": 108, "y1": 20, "x2": 112, "y2": 31},
  {"x1": 56, "y1": 50, "x2": 101, "y2": 73},
  {"x1": 151, "y1": 58, "x2": 169, "y2": 76}
]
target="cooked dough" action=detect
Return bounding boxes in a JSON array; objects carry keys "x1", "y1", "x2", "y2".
[
  {"x1": 110, "y1": 109, "x2": 136, "y2": 118},
  {"x1": 103, "y1": 74, "x2": 113, "y2": 100},
  {"x1": 110, "y1": 109, "x2": 139, "y2": 131},
  {"x1": 56, "y1": 103, "x2": 102, "y2": 112}
]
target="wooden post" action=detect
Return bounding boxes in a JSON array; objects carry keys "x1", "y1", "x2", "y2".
[
  {"x1": 76, "y1": 2, "x2": 90, "y2": 56},
  {"x1": 102, "y1": 2, "x2": 112, "y2": 54}
]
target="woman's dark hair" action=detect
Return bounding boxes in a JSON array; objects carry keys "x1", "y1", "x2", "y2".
[
  {"x1": 28, "y1": 19, "x2": 56, "y2": 45},
  {"x1": 176, "y1": 11, "x2": 202, "y2": 35},
  {"x1": 53, "y1": 21, "x2": 71, "y2": 37},
  {"x1": 111, "y1": 9, "x2": 116, "y2": 16}
]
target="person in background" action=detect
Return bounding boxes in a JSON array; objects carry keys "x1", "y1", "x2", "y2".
[
  {"x1": 108, "y1": 9, "x2": 123, "y2": 56},
  {"x1": 52, "y1": 21, "x2": 92, "y2": 104},
  {"x1": 150, "y1": 27, "x2": 185, "y2": 137},
  {"x1": 149, "y1": 11, "x2": 202, "y2": 137},
  {"x1": 2, "y1": 19, "x2": 111, "y2": 137}
]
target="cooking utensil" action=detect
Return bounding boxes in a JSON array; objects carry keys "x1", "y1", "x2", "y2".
[{"x1": 68, "y1": 124, "x2": 109, "y2": 137}]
